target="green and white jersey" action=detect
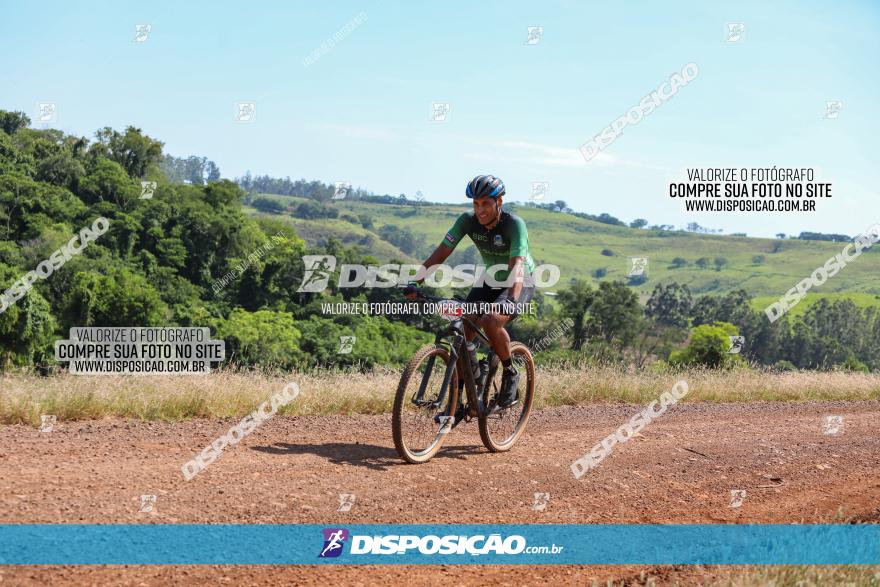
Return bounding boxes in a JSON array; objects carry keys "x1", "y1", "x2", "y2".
[{"x1": 442, "y1": 211, "x2": 536, "y2": 282}]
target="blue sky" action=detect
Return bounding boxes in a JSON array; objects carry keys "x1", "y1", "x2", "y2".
[{"x1": 3, "y1": 0, "x2": 878, "y2": 237}]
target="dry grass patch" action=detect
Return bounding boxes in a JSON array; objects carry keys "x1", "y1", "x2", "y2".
[{"x1": 1, "y1": 366, "x2": 878, "y2": 426}]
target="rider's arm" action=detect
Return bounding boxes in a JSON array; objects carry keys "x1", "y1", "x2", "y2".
[
  {"x1": 413, "y1": 213, "x2": 470, "y2": 283},
  {"x1": 505, "y1": 215, "x2": 530, "y2": 300},
  {"x1": 413, "y1": 243, "x2": 454, "y2": 284},
  {"x1": 505, "y1": 256, "x2": 525, "y2": 301}
]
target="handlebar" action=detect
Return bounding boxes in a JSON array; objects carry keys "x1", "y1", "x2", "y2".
[{"x1": 404, "y1": 287, "x2": 462, "y2": 304}]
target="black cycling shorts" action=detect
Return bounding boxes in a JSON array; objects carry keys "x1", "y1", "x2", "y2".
[{"x1": 464, "y1": 283, "x2": 536, "y2": 321}]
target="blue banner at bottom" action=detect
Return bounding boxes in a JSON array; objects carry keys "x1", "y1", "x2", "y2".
[{"x1": 0, "y1": 524, "x2": 877, "y2": 565}]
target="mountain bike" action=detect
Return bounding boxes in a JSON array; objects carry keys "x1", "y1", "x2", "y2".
[{"x1": 392, "y1": 289, "x2": 535, "y2": 464}]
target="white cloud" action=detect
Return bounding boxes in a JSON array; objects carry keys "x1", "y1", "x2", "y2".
[
  {"x1": 463, "y1": 139, "x2": 663, "y2": 169},
  {"x1": 315, "y1": 123, "x2": 397, "y2": 141}
]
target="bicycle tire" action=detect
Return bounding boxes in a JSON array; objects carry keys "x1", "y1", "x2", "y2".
[
  {"x1": 392, "y1": 343, "x2": 459, "y2": 464},
  {"x1": 478, "y1": 341, "x2": 535, "y2": 452}
]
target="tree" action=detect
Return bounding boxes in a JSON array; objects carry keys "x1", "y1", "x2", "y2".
[
  {"x1": 0, "y1": 264, "x2": 57, "y2": 368},
  {"x1": 184, "y1": 156, "x2": 208, "y2": 185},
  {"x1": 776, "y1": 233, "x2": 786, "y2": 239},
  {"x1": 695, "y1": 257, "x2": 710, "y2": 269},
  {"x1": 556, "y1": 279, "x2": 594, "y2": 350},
  {"x1": 687, "y1": 289, "x2": 775, "y2": 366},
  {"x1": 205, "y1": 160, "x2": 221, "y2": 182},
  {"x1": 0, "y1": 111, "x2": 31, "y2": 135},
  {"x1": 36, "y1": 149, "x2": 85, "y2": 190},
  {"x1": 91, "y1": 126, "x2": 164, "y2": 179},
  {"x1": 216, "y1": 308, "x2": 303, "y2": 369},
  {"x1": 252, "y1": 197, "x2": 286, "y2": 214},
  {"x1": 629, "y1": 218, "x2": 648, "y2": 229},
  {"x1": 633, "y1": 283, "x2": 692, "y2": 368},
  {"x1": 646, "y1": 283, "x2": 692, "y2": 329},
  {"x1": 79, "y1": 158, "x2": 138, "y2": 207},
  {"x1": 713, "y1": 256, "x2": 728, "y2": 271},
  {"x1": 63, "y1": 267, "x2": 169, "y2": 328},
  {"x1": 0, "y1": 172, "x2": 87, "y2": 239},
  {"x1": 294, "y1": 200, "x2": 338, "y2": 220},
  {"x1": 584, "y1": 281, "x2": 641, "y2": 345},
  {"x1": 596, "y1": 213, "x2": 624, "y2": 226},
  {"x1": 669, "y1": 321, "x2": 741, "y2": 368},
  {"x1": 670, "y1": 257, "x2": 687, "y2": 268},
  {"x1": 358, "y1": 213, "x2": 374, "y2": 230}
]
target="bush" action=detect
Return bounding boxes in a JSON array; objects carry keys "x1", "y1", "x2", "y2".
[
  {"x1": 294, "y1": 200, "x2": 339, "y2": 220},
  {"x1": 772, "y1": 360, "x2": 797, "y2": 372},
  {"x1": 358, "y1": 213, "x2": 374, "y2": 230},
  {"x1": 670, "y1": 257, "x2": 687, "y2": 268},
  {"x1": 627, "y1": 274, "x2": 648, "y2": 286},
  {"x1": 600, "y1": 249, "x2": 614, "y2": 257},
  {"x1": 252, "y1": 197, "x2": 286, "y2": 214},
  {"x1": 669, "y1": 321, "x2": 743, "y2": 369},
  {"x1": 834, "y1": 356, "x2": 870, "y2": 373},
  {"x1": 215, "y1": 308, "x2": 303, "y2": 370}
]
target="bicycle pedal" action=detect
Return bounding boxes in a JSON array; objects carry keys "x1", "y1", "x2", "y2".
[{"x1": 489, "y1": 400, "x2": 519, "y2": 415}]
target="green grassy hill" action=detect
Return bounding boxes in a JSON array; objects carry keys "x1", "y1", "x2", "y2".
[
  {"x1": 246, "y1": 204, "x2": 416, "y2": 262},
  {"x1": 248, "y1": 194, "x2": 880, "y2": 304}
]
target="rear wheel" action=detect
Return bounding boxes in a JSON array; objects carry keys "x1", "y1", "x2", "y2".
[
  {"x1": 392, "y1": 343, "x2": 459, "y2": 464},
  {"x1": 478, "y1": 342, "x2": 535, "y2": 452}
]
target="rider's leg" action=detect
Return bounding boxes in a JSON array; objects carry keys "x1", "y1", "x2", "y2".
[
  {"x1": 481, "y1": 312, "x2": 521, "y2": 408},
  {"x1": 462, "y1": 320, "x2": 479, "y2": 343},
  {"x1": 462, "y1": 284, "x2": 496, "y2": 343},
  {"x1": 479, "y1": 312, "x2": 512, "y2": 361}
]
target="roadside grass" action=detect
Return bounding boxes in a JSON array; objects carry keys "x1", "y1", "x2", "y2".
[
  {"x1": 2, "y1": 365, "x2": 878, "y2": 426},
  {"x1": 711, "y1": 565, "x2": 880, "y2": 587}
]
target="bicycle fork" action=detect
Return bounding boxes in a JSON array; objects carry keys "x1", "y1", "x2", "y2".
[{"x1": 411, "y1": 334, "x2": 461, "y2": 409}]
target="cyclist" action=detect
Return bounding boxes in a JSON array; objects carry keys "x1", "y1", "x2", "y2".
[{"x1": 404, "y1": 174, "x2": 536, "y2": 410}]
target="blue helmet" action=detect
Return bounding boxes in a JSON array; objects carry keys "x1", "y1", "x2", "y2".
[{"x1": 466, "y1": 175, "x2": 505, "y2": 199}]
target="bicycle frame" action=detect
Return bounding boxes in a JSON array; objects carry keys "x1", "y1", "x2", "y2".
[{"x1": 411, "y1": 295, "x2": 498, "y2": 419}]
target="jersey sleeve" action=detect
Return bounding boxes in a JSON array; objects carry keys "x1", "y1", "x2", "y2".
[
  {"x1": 442, "y1": 213, "x2": 471, "y2": 250},
  {"x1": 508, "y1": 215, "x2": 530, "y2": 258}
]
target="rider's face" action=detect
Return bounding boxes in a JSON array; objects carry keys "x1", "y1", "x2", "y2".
[{"x1": 473, "y1": 196, "x2": 500, "y2": 226}]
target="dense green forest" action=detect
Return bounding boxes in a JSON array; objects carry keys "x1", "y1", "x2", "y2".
[
  {"x1": 1, "y1": 109, "x2": 879, "y2": 372},
  {"x1": 0, "y1": 110, "x2": 430, "y2": 370}
]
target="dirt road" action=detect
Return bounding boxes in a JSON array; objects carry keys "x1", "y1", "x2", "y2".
[{"x1": 1, "y1": 401, "x2": 878, "y2": 585}]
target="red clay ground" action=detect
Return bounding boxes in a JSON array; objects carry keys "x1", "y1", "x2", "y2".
[{"x1": 1, "y1": 400, "x2": 878, "y2": 585}]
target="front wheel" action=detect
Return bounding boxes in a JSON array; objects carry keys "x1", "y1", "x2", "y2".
[
  {"x1": 478, "y1": 341, "x2": 535, "y2": 452},
  {"x1": 392, "y1": 343, "x2": 459, "y2": 464}
]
